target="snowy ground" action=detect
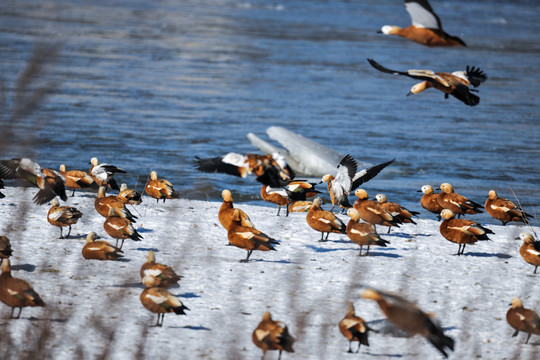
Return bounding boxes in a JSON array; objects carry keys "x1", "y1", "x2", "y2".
[{"x1": 0, "y1": 185, "x2": 539, "y2": 360}]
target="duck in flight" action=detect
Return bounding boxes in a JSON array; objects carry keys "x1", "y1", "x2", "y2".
[
  {"x1": 367, "y1": 59, "x2": 487, "y2": 106},
  {"x1": 195, "y1": 152, "x2": 295, "y2": 188},
  {"x1": 378, "y1": 0, "x2": 466, "y2": 47}
]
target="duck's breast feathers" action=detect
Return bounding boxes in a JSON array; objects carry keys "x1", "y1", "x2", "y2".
[{"x1": 405, "y1": 0, "x2": 442, "y2": 30}]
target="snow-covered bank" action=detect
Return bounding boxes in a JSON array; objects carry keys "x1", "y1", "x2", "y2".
[{"x1": 0, "y1": 186, "x2": 539, "y2": 359}]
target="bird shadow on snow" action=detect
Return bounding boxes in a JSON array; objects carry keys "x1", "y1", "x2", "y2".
[
  {"x1": 304, "y1": 245, "x2": 402, "y2": 258},
  {"x1": 11, "y1": 263, "x2": 36, "y2": 272},
  {"x1": 135, "y1": 247, "x2": 160, "y2": 252},
  {"x1": 135, "y1": 227, "x2": 153, "y2": 234},
  {"x1": 176, "y1": 292, "x2": 200, "y2": 299},
  {"x1": 168, "y1": 324, "x2": 211, "y2": 331},
  {"x1": 248, "y1": 258, "x2": 292, "y2": 264},
  {"x1": 461, "y1": 252, "x2": 511, "y2": 259},
  {"x1": 112, "y1": 282, "x2": 146, "y2": 289}
]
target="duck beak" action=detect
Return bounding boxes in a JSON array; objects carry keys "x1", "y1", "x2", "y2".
[
  {"x1": 416, "y1": 189, "x2": 422, "y2": 192},
  {"x1": 407, "y1": 91, "x2": 413, "y2": 97}
]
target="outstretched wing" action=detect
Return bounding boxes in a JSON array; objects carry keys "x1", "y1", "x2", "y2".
[
  {"x1": 352, "y1": 159, "x2": 395, "y2": 191},
  {"x1": 404, "y1": 0, "x2": 442, "y2": 30},
  {"x1": 466, "y1": 66, "x2": 487, "y2": 87},
  {"x1": 367, "y1": 59, "x2": 444, "y2": 85}
]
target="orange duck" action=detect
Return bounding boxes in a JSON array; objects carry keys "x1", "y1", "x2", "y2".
[
  {"x1": 418, "y1": 185, "x2": 443, "y2": 220},
  {"x1": 439, "y1": 209, "x2": 493, "y2": 255},
  {"x1": 346, "y1": 208, "x2": 390, "y2": 256},
  {"x1": 227, "y1": 209, "x2": 279, "y2": 262},
  {"x1": 252, "y1": 311, "x2": 295, "y2": 360},
  {"x1": 59, "y1": 164, "x2": 95, "y2": 196},
  {"x1": 517, "y1": 232, "x2": 540, "y2": 274},
  {"x1": 140, "y1": 251, "x2": 181, "y2": 288},
  {"x1": 361, "y1": 287, "x2": 454, "y2": 358},
  {"x1": 506, "y1": 297, "x2": 540, "y2": 344},
  {"x1": 218, "y1": 190, "x2": 254, "y2": 231},
  {"x1": 140, "y1": 286, "x2": 188, "y2": 327},
  {"x1": 306, "y1": 198, "x2": 346, "y2": 242},
  {"x1": 117, "y1": 183, "x2": 142, "y2": 205},
  {"x1": 368, "y1": 59, "x2": 487, "y2": 106},
  {"x1": 81, "y1": 232, "x2": 123, "y2": 260},
  {"x1": 0, "y1": 258, "x2": 45, "y2": 319},
  {"x1": 353, "y1": 189, "x2": 401, "y2": 233},
  {"x1": 339, "y1": 302, "x2": 374, "y2": 353},
  {"x1": 145, "y1": 171, "x2": 179, "y2": 203},
  {"x1": 95, "y1": 186, "x2": 137, "y2": 223},
  {"x1": 437, "y1": 183, "x2": 483, "y2": 217},
  {"x1": 375, "y1": 193, "x2": 419, "y2": 233},
  {"x1": 103, "y1": 216, "x2": 142, "y2": 250},
  {"x1": 378, "y1": 0, "x2": 466, "y2": 47},
  {"x1": 47, "y1": 197, "x2": 83, "y2": 238},
  {"x1": 485, "y1": 190, "x2": 533, "y2": 225}
]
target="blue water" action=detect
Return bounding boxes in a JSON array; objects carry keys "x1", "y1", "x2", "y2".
[{"x1": 1, "y1": 0, "x2": 539, "y2": 225}]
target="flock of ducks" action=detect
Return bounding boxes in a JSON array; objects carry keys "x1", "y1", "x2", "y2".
[
  {"x1": 3, "y1": 148, "x2": 536, "y2": 357},
  {"x1": 0, "y1": 156, "x2": 186, "y2": 328},
  {"x1": 200, "y1": 145, "x2": 537, "y2": 357},
  {"x1": 0, "y1": 0, "x2": 537, "y2": 358}
]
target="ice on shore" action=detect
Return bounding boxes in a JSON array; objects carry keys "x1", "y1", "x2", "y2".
[{"x1": 247, "y1": 126, "x2": 344, "y2": 177}]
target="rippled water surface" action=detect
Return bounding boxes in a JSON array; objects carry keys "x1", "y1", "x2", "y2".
[{"x1": 1, "y1": 0, "x2": 539, "y2": 224}]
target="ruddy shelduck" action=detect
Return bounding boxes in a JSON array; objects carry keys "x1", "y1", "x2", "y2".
[
  {"x1": 361, "y1": 287, "x2": 454, "y2": 358},
  {"x1": 227, "y1": 209, "x2": 279, "y2": 262},
  {"x1": 517, "y1": 232, "x2": 540, "y2": 274},
  {"x1": 306, "y1": 197, "x2": 347, "y2": 242},
  {"x1": 261, "y1": 184, "x2": 290, "y2": 216},
  {"x1": 367, "y1": 59, "x2": 487, "y2": 106},
  {"x1": 437, "y1": 183, "x2": 483, "y2": 217},
  {"x1": 140, "y1": 251, "x2": 181, "y2": 288},
  {"x1": 439, "y1": 209, "x2": 493, "y2": 255},
  {"x1": 0, "y1": 236, "x2": 13, "y2": 259},
  {"x1": 375, "y1": 193, "x2": 419, "y2": 233},
  {"x1": 321, "y1": 155, "x2": 395, "y2": 211},
  {"x1": 252, "y1": 311, "x2": 295, "y2": 360},
  {"x1": 339, "y1": 302, "x2": 374, "y2": 353},
  {"x1": 81, "y1": 232, "x2": 123, "y2": 261},
  {"x1": 117, "y1": 183, "x2": 142, "y2": 205},
  {"x1": 218, "y1": 189, "x2": 254, "y2": 231},
  {"x1": 103, "y1": 216, "x2": 142, "y2": 250},
  {"x1": 353, "y1": 189, "x2": 401, "y2": 233},
  {"x1": 195, "y1": 152, "x2": 295, "y2": 188},
  {"x1": 0, "y1": 258, "x2": 45, "y2": 319},
  {"x1": 418, "y1": 185, "x2": 443, "y2": 220},
  {"x1": 287, "y1": 200, "x2": 312, "y2": 213},
  {"x1": 0, "y1": 158, "x2": 67, "y2": 205},
  {"x1": 88, "y1": 157, "x2": 126, "y2": 191},
  {"x1": 140, "y1": 286, "x2": 188, "y2": 327},
  {"x1": 506, "y1": 297, "x2": 540, "y2": 344},
  {"x1": 95, "y1": 186, "x2": 137, "y2": 223},
  {"x1": 378, "y1": 0, "x2": 466, "y2": 47},
  {"x1": 47, "y1": 197, "x2": 83, "y2": 238},
  {"x1": 59, "y1": 164, "x2": 95, "y2": 196},
  {"x1": 346, "y1": 208, "x2": 390, "y2": 256},
  {"x1": 485, "y1": 190, "x2": 533, "y2": 226},
  {"x1": 145, "y1": 171, "x2": 179, "y2": 203}
]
